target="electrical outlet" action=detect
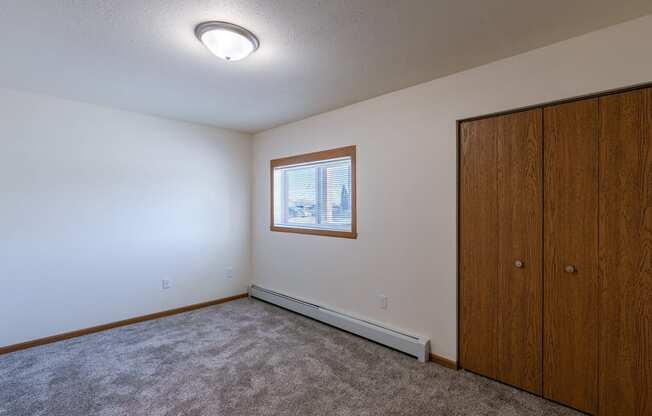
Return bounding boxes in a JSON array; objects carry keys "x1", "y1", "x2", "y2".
[
  {"x1": 162, "y1": 279, "x2": 171, "y2": 290},
  {"x1": 225, "y1": 266, "x2": 233, "y2": 279},
  {"x1": 379, "y1": 295, "x2": 388, "y2": 310}
]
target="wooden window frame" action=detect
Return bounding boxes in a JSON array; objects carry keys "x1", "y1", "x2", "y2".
[{"x1": 270, "y1": 145, "x2": 357, "y2": 239}]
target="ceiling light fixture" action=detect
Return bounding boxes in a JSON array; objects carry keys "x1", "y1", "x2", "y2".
[{"x1": 195, "y1": 21, "x2": 259, "y2": 62}]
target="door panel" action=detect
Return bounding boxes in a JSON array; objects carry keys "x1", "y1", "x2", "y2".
[
  {"x1": 496, "y1": 110, "x2": 543, "y2": 394},
  {"x1": 460, "y1": 116, "x2": 500, "y2": 379},
  {"x1": 460, "y1": 110, "x2": 542, "y2": 393},
  {"x1": 543, "y1": 99, "x2": 599, "y2": 414},
  {"x1": 599, "y1": 88, "x2": 652, "y2": 416}
]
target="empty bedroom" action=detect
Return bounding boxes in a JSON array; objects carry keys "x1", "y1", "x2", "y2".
[{"x1": 1, "y1": 1, "x2": 651, "y2": 415}]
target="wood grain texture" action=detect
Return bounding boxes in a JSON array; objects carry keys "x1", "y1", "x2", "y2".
[
  {"x1": 543, "y1": 99, "x2": 599, "y2": 414},
  {"x1": 460, "y1": 111, "x2": 542, "y2": 393},
  {"x1": 599, "y1": 88, "x2": 652, "y2": 416},
  {"x1": 496, "y1": 109, "x2": 543, "y2": 395},
  {"x1": 0, "y1": 293, "x2": 249, "y2": 355},
  {"x1": 460, "y1": 116, "x2": 500, "y2": 380}
]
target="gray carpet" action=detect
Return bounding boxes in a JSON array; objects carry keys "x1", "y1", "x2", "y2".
[{"x1": 0, "y1": 298, "x2": 580, "y2": 416}]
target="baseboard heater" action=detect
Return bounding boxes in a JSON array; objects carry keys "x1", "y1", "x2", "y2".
[{"x1": 249, "y1": 285, "x2": 430, "y2": 362}]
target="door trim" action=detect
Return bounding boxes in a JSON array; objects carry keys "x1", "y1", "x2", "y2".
[{"x1": 457, "y1": 81, "x2": 652, "y2": 126}]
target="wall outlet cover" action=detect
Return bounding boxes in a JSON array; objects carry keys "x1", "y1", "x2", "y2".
[{"x1": 379, "y1": 295, "x2": 388, "y2": 310}]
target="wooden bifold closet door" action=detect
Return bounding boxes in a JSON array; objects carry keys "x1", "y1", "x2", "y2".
[
  {"x1": 459, "y1": 109, "x2": 543, "y2": 395},
  {"x1": 598, "y1": 88, "x2": 652, "y2": 415},
  {"x1": 459, "y1": 86, "x2": 652, "y2": 416},
  {"x1": 543, "y1": 99, "x2": 599, "y2": 414}
]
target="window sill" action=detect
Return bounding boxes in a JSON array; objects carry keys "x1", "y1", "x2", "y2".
[{"x1": 270, "y1": 225, "x2": 357, "y2": 239}]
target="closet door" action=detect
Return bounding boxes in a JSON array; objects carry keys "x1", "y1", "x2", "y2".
[
  {"x1": 495, "y1": 109, "x2": 543, "y2": 394},
  {"x1": 460, "y1": 109, "x2": 542, "y2": 394},
  {"x1": 460, "y1": 116, "x2": 499, "y2": 379},
  {"x1": 599, "y1": 88, "x2": 652, "y2": 415},
  {"x1": 543, "y1": 99, "x2": 599, "y2": 414}
]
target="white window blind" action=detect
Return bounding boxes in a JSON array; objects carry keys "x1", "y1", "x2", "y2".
[{"x1": 273, "y1": 156, "x2": 352, "y2": 232}]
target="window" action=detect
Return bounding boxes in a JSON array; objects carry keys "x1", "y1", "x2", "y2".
[{"x1": 271, "y1": 146, "x2": 356, "y2": 238}]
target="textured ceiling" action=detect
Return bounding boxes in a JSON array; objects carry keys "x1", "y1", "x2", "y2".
[{"x1": 1, "y1": 1, "x2": 651, "y2": 133}]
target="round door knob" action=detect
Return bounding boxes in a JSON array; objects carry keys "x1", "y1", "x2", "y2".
[
  {"x1": 514, "y1": 260, "x2": 524, "y2": 268},
  {"x1": 565, "y1": 265, "x2": 576, "y2": 273}
]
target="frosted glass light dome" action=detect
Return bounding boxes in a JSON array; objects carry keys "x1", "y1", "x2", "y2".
[{"x1": 195, "y1": 21, "x2": 259, "y2": 61}]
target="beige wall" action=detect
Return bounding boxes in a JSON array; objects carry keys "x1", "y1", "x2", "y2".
[
  {"x1": 251, "y1": 14, "x2": 652, "y2": 361},
  {"x1": 0, "y1": 88, "x2": 252, "y2": 347}
]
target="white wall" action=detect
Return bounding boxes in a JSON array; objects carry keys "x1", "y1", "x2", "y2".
[
  {"x1": 0, "y1": 88, "x2": 252, "y2": 347},
  {"x1": 252, "y1": 14, "x2": 652, "y2": 361}
]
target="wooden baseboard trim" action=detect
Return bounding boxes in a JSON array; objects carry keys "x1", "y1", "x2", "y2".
[
  {"x1": 0, "y1": 293, "x2": 249, "y2": 355},
  {"x1": 430, "y1": 353, "x2": 459, "y2": 370}
]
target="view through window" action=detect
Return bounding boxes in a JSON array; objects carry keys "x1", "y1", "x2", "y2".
[{"x1": 271, "y1": 146, "x2": 356, "y2": 238}]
